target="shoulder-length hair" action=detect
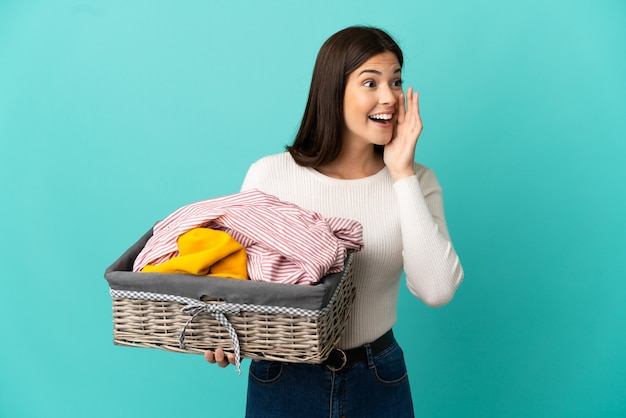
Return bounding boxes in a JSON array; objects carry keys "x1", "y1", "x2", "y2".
[{"x1": 286, "y1": 26, "x2": 404, "y2": 168}]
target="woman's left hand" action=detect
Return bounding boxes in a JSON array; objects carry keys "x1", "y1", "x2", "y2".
[{"x1": 384, "y1": 86, "x2": 422, "y2": 182}]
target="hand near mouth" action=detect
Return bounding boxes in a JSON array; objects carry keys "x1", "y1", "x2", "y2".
[{"x1": 383, "y1": 86, "x2": 422, "y2": 182}]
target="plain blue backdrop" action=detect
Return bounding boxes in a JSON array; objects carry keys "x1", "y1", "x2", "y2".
[{"x1": 1, "y1": 1, "x2": 625, "y2": 417}]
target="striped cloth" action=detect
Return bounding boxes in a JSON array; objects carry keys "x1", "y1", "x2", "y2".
[{"x1": 133, "y1": 189, "x2": 363, "y2": 285}]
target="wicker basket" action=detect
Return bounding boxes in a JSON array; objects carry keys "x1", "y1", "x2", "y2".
[{"x1": 105, "y1": 229, "x2": 356, "y2": 371}]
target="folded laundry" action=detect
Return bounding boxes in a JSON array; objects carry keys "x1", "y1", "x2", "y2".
[
  {"x1": 141, "y1": 228, "x2": 248, "y2": 279},
  {"x1": 133, "y1": 189, "x2": 363, "y2": 285}
]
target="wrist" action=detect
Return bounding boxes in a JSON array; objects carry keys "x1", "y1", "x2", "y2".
[{"x1": 388, "y1": 167, "x2": 416, "y2": 182}]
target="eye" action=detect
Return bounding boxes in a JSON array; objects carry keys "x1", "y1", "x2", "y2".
[
  {"x1": 391, "y1": 79, "x2": 403, "y2": 88},
  {"x1": 363, "y1": 80, "x2": 376, "y2": 88}
]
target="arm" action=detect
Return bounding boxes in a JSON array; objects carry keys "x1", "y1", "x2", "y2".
[
  {"x1": 240, "y1": 161, "x2": 261, "y2": 192},
  {"x1": 394, "y1": 168, "x2": 464, "y2": 307},
  {"x1": 384, "y1": 87, "x2": 463, "y2": 306}
]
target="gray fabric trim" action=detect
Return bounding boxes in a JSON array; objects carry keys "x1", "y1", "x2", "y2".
[{"x1": 104, "y1": 228, "x2": 346, "y2": 311}]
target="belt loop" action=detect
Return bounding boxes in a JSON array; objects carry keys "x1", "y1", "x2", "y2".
[{"x1": 365, "y1": 343, "x2": 375, "y2": 369}]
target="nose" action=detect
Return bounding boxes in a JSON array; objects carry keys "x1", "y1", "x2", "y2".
[{"x1": 379, "y1": 84, "x2": 398, "y2": 106}]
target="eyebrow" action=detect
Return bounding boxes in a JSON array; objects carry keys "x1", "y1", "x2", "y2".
[{"x1": 358, "y1": 68, "x2": 402, "y2": 76}]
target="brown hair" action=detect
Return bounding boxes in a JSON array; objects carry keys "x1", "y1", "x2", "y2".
[{"x1": 287, "y1": 26, "x2": 404, "y2": 167}]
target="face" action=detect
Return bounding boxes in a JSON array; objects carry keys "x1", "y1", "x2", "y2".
[{"x1": 342, "y1": 51, "x2": 403, "y2": 149}]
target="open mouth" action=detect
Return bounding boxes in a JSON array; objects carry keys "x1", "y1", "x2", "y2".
[{"x1": 368, "y1": 113, "x2": 393, "y2": 124}]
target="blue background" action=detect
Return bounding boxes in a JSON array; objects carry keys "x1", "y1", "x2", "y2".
[{"x1": 1, "y1": 1, "x2": 625, "y2": 417}]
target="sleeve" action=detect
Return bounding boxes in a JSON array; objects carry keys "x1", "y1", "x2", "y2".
[
  {"x1": 393, "y1": 167, "x2": 464, "y2": 307},
  {"x1": 240, "y1": 160, "x2": 261, "y2": 192}
]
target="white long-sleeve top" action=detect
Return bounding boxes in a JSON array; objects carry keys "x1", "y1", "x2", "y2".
[{"x1": 241, "y1": 152, "x2": 464, "y2": 349}]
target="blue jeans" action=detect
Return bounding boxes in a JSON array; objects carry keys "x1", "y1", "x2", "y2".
[{"x1": 246, "y1": 338, "x2": 414, "y2": 417}]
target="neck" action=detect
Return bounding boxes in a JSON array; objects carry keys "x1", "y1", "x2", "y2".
[{"x1": 317, "y1": 145, "x2": 384, "y2": 179}]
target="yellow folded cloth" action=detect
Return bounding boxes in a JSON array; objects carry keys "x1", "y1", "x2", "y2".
[{"x1": 141, "y1": 228, "x2": 248, "y2": 279}]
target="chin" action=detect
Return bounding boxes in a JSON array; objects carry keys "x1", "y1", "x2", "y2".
[{"x1": 372, "y1": 137, "x2": 392, "y2": 146}]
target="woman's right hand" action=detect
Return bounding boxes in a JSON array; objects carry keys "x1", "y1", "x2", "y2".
[{"x1": 204, "y1": 349, "x2": 237, "y2": 368}]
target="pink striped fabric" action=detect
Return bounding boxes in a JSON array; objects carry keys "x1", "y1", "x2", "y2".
[{"x1": 133, "y1": 190, "x2": 363, "y2": 285}]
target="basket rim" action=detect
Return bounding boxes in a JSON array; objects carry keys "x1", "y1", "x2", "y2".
[
  {"x1": 105, "y1": 228, "x2": 352, "y2": 311},
  {"x1": 109, "y1": 253, "x2": 353, "y2": 317}
]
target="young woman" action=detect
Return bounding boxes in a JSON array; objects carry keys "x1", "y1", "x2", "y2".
[{"x1": 205, "y1": 26, "x2": 464, "y2": 418}]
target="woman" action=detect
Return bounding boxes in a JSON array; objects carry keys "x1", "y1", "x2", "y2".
[{"x1": 205, "y1": 26, "x2": 464, "y2": 417}]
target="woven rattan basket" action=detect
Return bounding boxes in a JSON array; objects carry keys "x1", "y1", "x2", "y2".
[{"x1": 104, "y1": 229, "x2": 356, "y2": 371}]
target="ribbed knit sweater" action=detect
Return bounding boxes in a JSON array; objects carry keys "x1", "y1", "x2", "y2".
[{"x1": 241, "y1": 152, "x2": 464, "y2": 349}]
